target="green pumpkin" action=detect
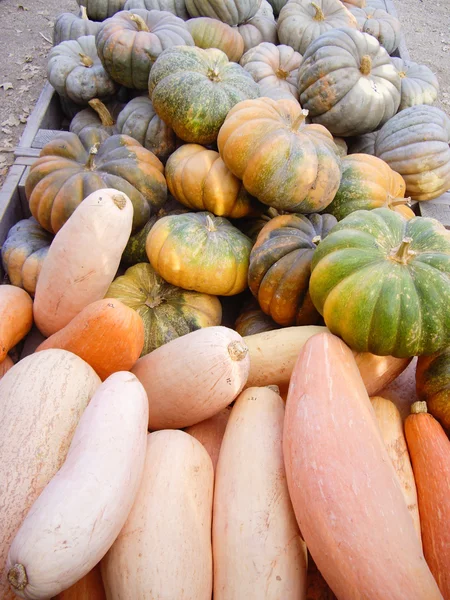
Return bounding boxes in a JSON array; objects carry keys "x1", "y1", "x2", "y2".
[
  {"x1": 106, "y1": 262, "x2": 222, "y2": 355},
  {"x1": 149, "y1": 45, "x2": 260, "y2": 145},
  {"x1": 310, "y1": 208, "x2": 450, "y2": 358},
  {"x1": 416, "y1": 350, "x2": 450, "y2": 431}
]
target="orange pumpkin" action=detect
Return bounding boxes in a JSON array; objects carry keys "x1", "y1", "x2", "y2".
[{"x1": 0, "y1": 286, "x2": 33, "y2": 362}]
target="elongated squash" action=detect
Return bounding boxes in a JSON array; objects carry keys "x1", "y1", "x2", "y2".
[
  {"x1": 132, "y1": 326, "x2": 250, "y2": 429},
  {"x1": 185, "y1": 407, "x2": 231, "y2": 471},
  {"x1": 283, "y1": 332, "x2": 442, "y2": 600},
  {"x1": 36, "y1": 298, "x2": 145, "y2": 380},
  {"x1": 0, "y1": 350, "x2": 100, "y2": 600},
  {"x1": 33, "y1": 189, "x2": 133, "y2": 337},
  {"x1": 0, "y1": 285, "x2": 33, "y2": 361},
  {"x1": 244, "y1": 326, "x2": 411, "y2": 395},
  {"x1": 370, "y1": 396, "x2": 422, "y2": 545},
  {"x1": 405, "y1": 402, "x2": 450, "y2": 599},
  {"x1": 6, "y1": 372, "x2": 148, "y2": 599},
  {"x1": 51, "y1": 566, "x2": 105, "y2": 600},
  {"x1": 0, "y1": 355, "x2": 14, "y2": 380},
  {"x1": 213, "y1": 386, "x2": 307, "y2": 599},
  {"x1": 102, "y1": 430, "x2": 213, "y2": 600},
  {"x1": 379, "y1": 357, "x2": 418, "y2": 420}
]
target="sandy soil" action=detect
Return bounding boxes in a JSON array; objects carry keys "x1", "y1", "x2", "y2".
[{"x1": 0, "y1": 0, "x2": 449, "y2": 187}]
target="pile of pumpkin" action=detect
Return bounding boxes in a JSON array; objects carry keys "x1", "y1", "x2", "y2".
[{"x1": 1, "y1": 0, "x2": 450, "y2": 597}]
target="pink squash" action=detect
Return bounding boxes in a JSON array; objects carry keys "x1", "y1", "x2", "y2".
[{"x1": 185, "y1": 407, "x2": 231, "y2": 471}]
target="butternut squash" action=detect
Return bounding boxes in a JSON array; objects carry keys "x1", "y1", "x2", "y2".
[
  {"x1": 213, "y1": 386, "x2": 307, "y2": 599},
  {"x1": 0, "y1": 285, "x2": 33, "y2": 361},
  {"x1": 36, "y1": 298, "x2": 145, "y2": 380},
  {"x1": 0, "y1": 355, "x2": 14, "y2": 380},
  {"x1": 283, "y1": 332, "x2": 442, "y2": 600},
  {"x1": 6, "y1": 372, "x2": 148, "y2": 599},
  {"x1": 102, "y1": 430, "x2": 213, "y2": 600},
  {"x1": 185, "y1": 407, "x2": 231, "y2": 471},
  {"x1": 33, "y1": 188, "x2": 133, "y2": 337},
  {"x1": 0, "y1": 350, "x2": 100, "y2": 600},
  {"x1": 51, "y1": 566, "x2": 105, "y2": 600},
  {"x1": 132, "y1": 326, "x2": 250, "y2": 430},
  {"x1": 405, "y1": 402, "x2": 450, "y2": 599}
]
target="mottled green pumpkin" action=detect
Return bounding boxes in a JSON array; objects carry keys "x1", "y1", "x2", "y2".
[
  {"x1": 149, "y1": 45, "x2": 260, "y2": 145},
  {"x1": 146, "y1": 211, "x2": 253, "y2": 295},
  {"x1": 234, "y1": 297, "x2": 279, "y2": 336},
  {"x1": 124, "y1": 0, "x2": 189, "y2": 19},
  {"x1": 310, "y1": 208, "x2": 450, "y2": 357},
  {"x1": 185, "y1": 0, "x2": 262, "y2": 26},
  {"x1": 106, "y1": 262, "x2": 222, "y2": 355},
  {"x1": 249, "y1": 213, "x2": 336, "y2": 326},
  {"x1": 53, "y1": 6, "x2": 101, "y2": 45},
  {"x1": 234, "y1": 207, "x2": 282, "y2": 241},
  {"x1": 77, "y1": 0, "x2": 127, "y2": 21},
  {"x1": 416, "y1": 349, "x2": 450, "y2": 431}
]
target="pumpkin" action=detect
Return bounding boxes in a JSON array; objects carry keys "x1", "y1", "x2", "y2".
[
  {"x1": 240, "y1": 42, "x2": 302, "y2": 100},
  {"x1": 0, "y1": 286, "x2": 33, "y2": 363},
  {"x1": 0, "y1": 356, "x2": 14, "y2": 381},
  {"x1": 53, "y1": 6, "x2": 101, "y2": 45},
  {"x1": 236, "y1": 0, "x2": 278, "y2": 53},
  {"x1": 277, "y1": 0, "x2": 357, "y2": 55},
  {"x1": 416, "y1": 349, "x2": 450, "y2": 431},
  {"x1": 149, "y1": 46, "x2": 260, "y2": 145},
  {"x1": 166, "y1": 144, "x2": 259, "y2": 218},
  {"x1": 69, "y1": 98, "x2": 122, "y2": 138},
  {"x1": 266, "y1": 0, "x2": 287, "y2": 16},
  {"x1": 96, "y1": 10, "x2": 194, "y2": 90},
  {"x1": 333, "y1": 136, "x2": 348, "y2": 158},
  {"x1": 106, "y1": 262, "x2": 222, "y2": 355},
  {"x1": 391, "y1": 57, "x2": 439, "y2": 111},
  {"x1": 297, "y1": 28, "x2": 401, "y2": 136},
  {"x1": 234, "y1": 207, "x2": 282, "y2": 241},
  {"x1": 374, "y1": 105, "x2": 450, "y2": 201},
  {"x1": 1, "y1": 217, "x2": 53, "y2": 296},
  {"x1": 124, "y1": 0, "x2": 189, "y2": 19},
  {"x1": 146, "y1": 212, "x2": 253, "y2": 295},
  {"x1": 310, "y1": 208, "x2": 450, "y2": 357},
  {"x1": 348, "y1": 130, "x2": 378, "y2": 155},
  {"x1": 77, "y1": 0, "x2": 127, "y2": 20},
  {"x1": 36, "y1": 298, "x2": 145, "y2": 380},
  {"x1": 186, "y1": 17, "x2": 245, "y2": 62},
  {"x1": 234, "y1": 297, "x2": 279, "y2": 336},
  {"x1": 115, "y1": 96, "x2": 179, "y2": 163},
  {"x1": 217, "y1": 98, "x2": 341, "y2": 213},
  {"x1": 249, "y1": 213, "x2": 336, "y2": 326},
  {"x1": 325, "y1": 154, "x2": 414, "y2": 220},
  {"x1": 185, "y1": 0, "x2": 262, "y2": 26},
  {"x1": 348, "y1": 5, "x2": 401, "y2": 55},
  {"x1": 47, "y1": 35, "x2": 118, "y2": 104},
  {"x1": 25, "y1": 132, "x2": 167, "y2": 233},
  {"x1": 343, "y1": 0, "x2": 365, "y2": 5}
]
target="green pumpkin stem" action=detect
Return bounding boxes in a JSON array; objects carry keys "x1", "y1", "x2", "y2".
[
  {"x1": 88, "y1": 99, "x2": 115, "y2": 127},
  {"x1": 312, "y1": 235, "x2": 322, "y2": 244},
  {"x1": 311, "y1": 2, "x2": 325, "y2": 20},
  {"x1": 390, "y1": 237, "x2": 414, "y2": 264},
  {"x1": 129, "y1": 13, "x2": 149, "y2": 32},
  {"x1": 79, "y1": 53, "x2": 94, "y2": 68},
  {"x1": 80, "y1": 4, "x2": 88, "y2": 19},
  {"x1": 205, "y1": 215, "x2": 216, "y2": 232},
  {"x1": 207, "y1": 67, "x2": 221, "y2": 83},
  {"x1": 292, "y1": 109, "x2": 309, "y2": 130},
  {"x1": 388, "y1": 196, "x2": 412, "y2": 208},
  {"x1": 228, "y1": 340, "x2": 249, "y2": 361},
  {"x1": 8, "y1": 564, "x2": 28, "y2": 591},
  {"x1": 411, "y1": 401, "x2": 428, "y2": 414},
  {"x1": 86, "y1": 143, "x2": 99, "y2": 169},
  {"x1": 360, "y1": 55, "x2": 372, "y2": 76}
]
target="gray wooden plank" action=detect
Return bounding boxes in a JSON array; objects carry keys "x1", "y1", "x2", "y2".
[
  {"x1": 18, "y1": 167, "x2": 32, "y2": 219},
  {"x1": 16, "y1": 82, "x2": 56, "y2": 150},
  {"x1": 418, "y1": 194, "x2": 450, "y2": 227},
  {"x1": 32, "y1": 129, "x2": 64, "y2": 149},
  {"x1": 0, "y1": 163, "x2": 27, "y2": 277},
  {"x1": 14, "y1": 148, "x2": 41, "y2": 159}
]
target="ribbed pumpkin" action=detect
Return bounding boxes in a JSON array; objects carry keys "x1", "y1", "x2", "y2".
[
  {"x1": 240, "y1": 42, "x2": 302, "y2": 100},
  {"x1": 53, "y1": 6, "x2": 100, "y2": 45},
  {"x1": 77, "y1": 0, "x2": 127, "y2": 20},
  {"x1": 266, "y1": 0, "x2": 287, "y2": 16},
  {"x1": 25, "y1": 132, "x2": 167, "y2": 233},
  {"x1": 116, "y1": 96, "x2": 179, "y2": 162},
  {"x1": 416, "y1": 350, "x2": 450, "y2": 431},
  {"x1": 166, "y1": 144, "x2": 259, "y2": 218},
  {"x1": 186, "y1": 17, "x2": 245, "y2": 62},
  {"x1": 106, "y1": 262, "x2": 222, "y2": 354},
  {"x1": 326, "y1": 154, "x2": 414, "y2": 221},
  {"x1": 149, "y1": 46, "x2": 260, "y2": 145},
  {"x1": 249, "y1": 213, "x2": 336, "y2": 326},
  {"x1": 374, "y1": 105, "x2": 450, "y2": 201},
  {"x1": 391, "y1": 58, "x2": 439, "y2": 111},
  {"x1": 69, "y1": 99, "x2": 122, "y2": 138},
  {"x1": 277, "y1": 0, "x2": 357, "y2": 55},
  {"x1": 1, "y1": 218, "x2": 53, "y2": 296},
  {"x1": 333, "y1": 137, "x2": 348, "y2": 158},
  {"x1": 297, "y1": 28, "x2": 401, "y2": 136},
  {"x1": 310, "y1": 208, "x2": 450, "y2": 357},
  {"x1": 348, "y1": 130, "x2": 378, "y2": 155},
  {"x1": 234, "y1": 298, "x2": 279, "y2": 336},
  {"x1": 146, "y1": 212, "x2": 253, "y2": 295},
  {"x1": 348, "y1": 5, "x2": 401, "y2": 54},
  {"x1": 185, "y1": 0, "x2": 262, "y2": 26},
  {"x1": 218, "y1": 97, "x2": 341, "y2": 213},
  {"x1": 96, "y1": 10, "x2": 194, "y2": 89},
  {"x1": 236, "y1": 0, "x2": 278, "y2": 52},
  {"x1": 124, "y1": 0, "x2": 189, "y2": 19},
  {"x1": 234, "y1": 207, "x2": 282, "y2": 241},
  {"x1": 48, "y1": 35, "x2": 118, "y2": 104}
]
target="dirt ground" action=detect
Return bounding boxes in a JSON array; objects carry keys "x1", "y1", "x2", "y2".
[{"x1": 0, "y1": 0, "x2": 449, "y2": 188}]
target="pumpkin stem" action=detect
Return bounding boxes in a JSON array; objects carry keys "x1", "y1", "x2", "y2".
[
  {"x1": 390, "y1": 237, "x2": 415, "y2": 264},
  {"x1": 276, "y1": 67, "x2": 289, "y2": 80},
  {"x1": 205, "y1": 214, "x2": 216, "y2": 232},
  {"x1": 228, "y1": 340, "x2": 249, "y2": 361},
  {"x1": 8, "y1": 564, "x2": 28, "y2": 591},
  {"x1": 80, "y1": 4, "x2": 88, "y2": 19},
  {"x1": 129, "y1": 13, "x2": 150, "y2": 32},
  {"x1": 388, "y1": 196, "x2": 412, "y2": 208},
  {"x1": 292, "y1": 109, "x2": 309, "y2": 130},
  {"x1": 312, "y1": 235, "x2": 321, "y2": 244},
  {"x1": 411, "y1": 401, "x2": 428, "y2": 414},
  {"x1": 207, "y1": 67, "x2": 221, "y2": 82},
  {"x1": 79, "y1": 53, "x2": 94, "y2": 68},
  {"x1": 266, "y1": 384, "x2": 280, "y2": 394},
  {"x1": 88, "y1": 99, "x2": 115, "y2": 127},
  {"x1": 112, "y1": 193, "x2": 127, "y2": 210},
  {"x1": 311, "y1": 2, "x2": 325, "y2": 20},
  {"x1": 360, "y1": 55, "x2": 372, "y2": 75},
  {"x1": 398, "y1": 70, "x2": 407, "y2": 78},
  {"x1": 86, "y1": 143, "x2": 99, "y2": 169}
]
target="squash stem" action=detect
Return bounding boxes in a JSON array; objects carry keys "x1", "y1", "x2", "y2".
[
  {"x1": 8, "y1": 564, "x2": 28, "y2": 591},
  {"x1": 86, "y1": 143, "x2": 99, "y2": 169},
  {"x1": 388, "y1": 196, "x2": 412, "y2": 208},
  {"x1": 411, "y1": 401, "x2": 428, "y2": 414},
  {"x1": 360, "y1": 55, "x2": 372, "y2": 76},
  {"x1": 112, "y1": 193, "x2": 127, "y2": 210},
  {"x1": 311, "y1": 2, "x2": 325, "y2": 20},
  {"x1": 312, "y1": 235, "x2": 321, "y2": 244},
  {"x1": 205, "y1": 214, "x2": 216, "y2": 232},
  {"x1": 398, "y1": 70, "x2": 407, "y2": 78},
  {"x1": 390, "y1": 237, "x2": 414, "y2": 264},
  {"x1": 276, "y1": 67, "x2": 289, "y2": 80},
  {"x1": 80, "y1": 4, "x2": 88, "y2": 19},
  {"x1": 266, "y1": 384, "x2": 280, "y2": 394},
  {"x1": 228, "y1": 340, "x2": 249, "y2": 361},
  {"x1": 129, "y1": 13, "x2": 149, "y2": 32},
  {"x1": 207, "y1": 67, "x2": 221, "y2": 82},
  {"x1": 88, "y1": 99, "x2": 115, "y2": 127},
  {"x1": 79, "y1": 53, "x2": 94, "y2": 68},
  {"x1": 292, "y1": 109, "x2": 309, "y2": 130}
]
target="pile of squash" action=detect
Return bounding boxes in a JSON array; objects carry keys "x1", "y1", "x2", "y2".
[{"x1": 1, "y1": 0, "x2": 450, "y2": 597}]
